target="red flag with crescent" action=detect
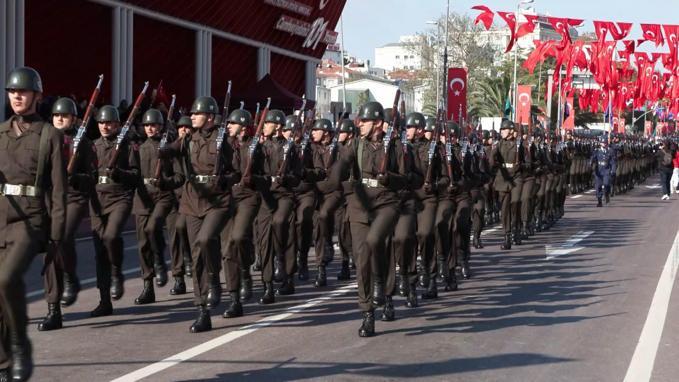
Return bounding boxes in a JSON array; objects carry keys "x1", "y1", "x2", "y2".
[
  {"x1": 516, "y1": 85, "x2": 532, "y2": 125},
  {"x1": 663, "y1": 25, "x2": 679, "y2": 70},
  {"x1": 563, "y1": 96, "x2": 575, "y2": 130},
  {"x1": 447, "y1": 68, "x2": 467, "y2": 122},
  {"x1": 497, "y1": 12, "x2": 517, "y2": 53},
  {"x1": 516, "y1": 14, "x2": 539, "y2": 39},
  {"x1": 472, "y1": 5, "x2": 494, "y2": 30},
  {"x1": 640, "y1": 24, "x2": 665, "y2": 47}
]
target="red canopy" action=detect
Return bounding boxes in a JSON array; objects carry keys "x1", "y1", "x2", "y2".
[{"x1": 236, "y1": 74, "x2": 312, "y2": 113}]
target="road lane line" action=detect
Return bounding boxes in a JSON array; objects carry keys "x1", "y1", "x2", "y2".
[
  {"x1": 111, "y1": 283, "x2": 357, "y2": 382},
  {"x1": 570, "y1": 194, "x2": 583, "y2": 199},
  {"x1": 623, "y1": 229, "x2": 679, "y2": 382}
]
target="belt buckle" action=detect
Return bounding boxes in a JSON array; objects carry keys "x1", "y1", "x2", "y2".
[
  {"x1": 144, "y1": 178, "x2": 154, "y2": 185},
  {"x1": 98, "y1": 176, "x2": 110, "y2": 184},
  {"x1": 5, "y1": 184, "x2": 20, "y2": 195}
]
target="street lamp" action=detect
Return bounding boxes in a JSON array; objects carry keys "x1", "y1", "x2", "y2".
[
  {"x1": 426, "y1": 20, "x2": 440, "y2": 110},
  {"x1": 512, "y1": 0, "x2": 535, "y2": 122}
]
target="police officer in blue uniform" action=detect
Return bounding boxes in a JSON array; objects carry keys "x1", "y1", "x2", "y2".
[{"x1": 591, "y1": 135, "x2": 616, "y2": 207}]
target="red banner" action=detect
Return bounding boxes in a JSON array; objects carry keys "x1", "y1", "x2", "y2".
[
  {"x1": 516, "y1": 85, "x2": 532, "y2": 125},
  {"x1": 447, "y1": 68, "x2": 467, "y2": 123},
  {"x1": 563, "y1": 96, "x2": 575, "y2": 130}
]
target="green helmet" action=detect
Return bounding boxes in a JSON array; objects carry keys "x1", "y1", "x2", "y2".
[
  {"x1": 424, "y1": 117, "x2": 436, "y2": 132},
  {"x1": 358, "y1": 102, "x2": 385, "y2": 121},
  {"x1": 214, "y1": 114, "x2": 223, "y2": 126},
  {"x1": 447, "y1": 121, "x2": 460, "y2": 137},
  {"x1": 264, "y1": 109, "x2": 286, "y2": 125},
  {"x1": 406, "y1": 112, "x2": 425, "y2": 128},
  {"x1": 142, "y1": 108, "x2": 164, "y2": 125},
  {"x1": 500, "y1": 119, "x2": 513, "y2": 130},
  {"x1": 283, "y1": 115, "x2": 301, "y2": 131},
  {"x1": 338, "y1": 119, "x2": 356, "y2": 133},
  {"x1": 96, "y1": 105, "x2": 120, "y2": 123},
  {"x1": 177, "y1": 115, "x2": 192, "y2": 127},
  {"x1": 5, "y1": 66, "x2": 43, "y2": 92},
  {"x1": 51, "y1": 97, "x2": 77, "y2": 116},
  {"x1": 482, "y1": 130, "x2": 490, "y2": 140},
  {"x1": 313, "y1": 118, "x2": 332, "y2": 131},
  {"x1": 227, "y1": 109, "x2": 253, "y2": 126},
  {"x1": 190, "y1": 96, "x2": 219, "y2": 114},
  {"x1": 384, "y1": 108, "x2": 397, "y2": 124}
]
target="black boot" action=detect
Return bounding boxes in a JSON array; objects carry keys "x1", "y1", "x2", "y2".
[
  {"x1": 60, "y1": 272, "x2": 80, "y2": 307},
  {"x1": 461, "y1": 260, "x2": 471, "y2": 280},
  {"x1": 535, "y1": 215, "x2": 543, "y2": 233},
  {"x1": 276, "y1": 276, "x2": 295, "y2": 296},
  {"x1": 337, "y1": 260, "x2": 350, "y2": 280},
  {"x1": 513, "y1": 229, "x2": 522, "y2": 245},
  {"x1": 10, "y1": 334, "x2": 32, "y2": 382},
  {"x1": 154, "y1": 262, "x2": 168, "y2": 287},
  {"x1": 206, "y1": 282, "x2": 222, "y2": 308},
  {"x1": 358, "y1": 310, "x2": 375, "y2": 337},
  {"x1": 501, "y1": 234, "x2": 512, "y2": 250},
  {"x1": 240, "y1": 272, "x2": 253, "y2": 302},
  {"x1": 522, "y1": 223, "x2": 530, "y2": 240},
  {"x1": 444, "y1": 270, "x2": 458, "y2": 291},
  {"x1": 381, "y1": 296, "x2": 395, "y2": 321},
  {"x1": 184, "y1": 256, "x2": 193, "y2": 278},
  {"x1": 0, "y1": 368, "x2": 9, "y2": 382},
  {"x1": 372, "y1": 280, "x2": 385, "y2": 307},
  {"x1": 110, "y1": 272, "x2": 125, "y2": 301},
  {"x1": 406, "y1": 282, "x2": 418, "y2": 308},
  {"x1": 297, "y1": 253, "x2": 309, "y2": 281},
  {"x1": 37, "y1": 303, "x2": 62, "y2": 331},
  {"x1": 597, "y1": 198, "x2": 603, "y2": 207},
  {"x1": 190, "y1": 305, "x2": 211, "y2": 333},
  {"x1": 223, "y1": 291, "x2": 243, "y2": 318},
  {"x1": 170, "y1": 277, "x2": 186, "y2": 295},
  {"x1": 418, "y1": 271, "x2": 429, "y2": 289},
  {"x1": 90, "y1": 299, "x2": 113, "y2": 318},
  {"x1": 605, "y1": 193, "x2": 610, "y2": 204},
  {"x1": 472, "y1": 233, "x2": 483, "y2": 249},
  {"x1": 398, "y1": 276, "x2": 408, "y2": 297},
  {"x1": 421, "y1": 277, "x2": 438, "y2": 300},
  {"x1": 252, "y1": 253, "x2": 262, "y2": 272},
  {"x1": 314, "y1": 265, "x2": 327, "y2": 287},
  {"x1": 273, "y1": 254, "x2": 285, "y2": 283},
  {"x1": 259, "y1": 282, "x2": 275, "y2": 304},
  {"x1": 436, "y1": 257, "x2": 448, "y2": 282},
  {"x1": 134, "y1": 279, "x2": 156, "y2": 305}
]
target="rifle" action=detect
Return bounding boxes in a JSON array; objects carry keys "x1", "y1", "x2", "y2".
[
  {"x1": 378, "y1": 89, "x2": 401, "y2": 175},
  {"x1": 298, "y1": 108, "x2": 315, "y2": 160},
  {"x1": 424, "y1": 109, "x2": 442, "y2": 186},
  {"x1": 442, "y1": 113, "x2": 455, "y2": 187},
  {"x1": 253, "y1": 102, "x2": 261, "y2": 126},
  {"x1": 67, "y1": 74, "x2": 103, "y2": 175},
  {"x1": 213, "y1": 80, "x2": 232, "y2": 176},
  {"x1": 107, "y1": 81, "x2": 150, "y2": 170},
  {"x1": 153, "y1": 94, "x2": 176, "y2": 181},
  {"x1": 326, "y1": 109, "x2": 346, "y2": 170},
  {"x1": 242, "y1": 97, "x2": 271, "y2": 183}
]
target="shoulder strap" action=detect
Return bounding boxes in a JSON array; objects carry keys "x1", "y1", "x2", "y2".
[{"x1": 35, "y1": 123, "x2": 51, "y2": 188}]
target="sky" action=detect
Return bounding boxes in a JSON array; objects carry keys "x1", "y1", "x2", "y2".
[{"x1": 337, "y1": 0, "x2": 679, "y2": 62}]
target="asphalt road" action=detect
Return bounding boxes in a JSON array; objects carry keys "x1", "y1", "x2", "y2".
[{"x1": 23, "y1": 174, "x2": 679, "y2": 382}]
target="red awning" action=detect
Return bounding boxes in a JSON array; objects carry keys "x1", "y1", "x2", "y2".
[{"x1": 236, "y1": 74, "x2": 312, "y2": 113}]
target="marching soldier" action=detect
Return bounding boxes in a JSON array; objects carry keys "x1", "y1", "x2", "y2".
[
  {"x1": 90, "y1": 104, "x2": 140, "y2": 317},
  {"x1": 470, "y1": 131, "x2": 490, "y2": 248},
  {"x1": 448, "y1": 123, "x2": 473, "y2": 280},
  {"x1": 332, "y1": 101, "x2": 410, "y2": 337},
  {"x1": 490, "y1": 120, "x2": 523, "y2": 250},
  {"x1": 335, "y1": 119, "x2": 356, "y2": 281},
  {"x1": 591, "y1": 137, "x2": 616, "y2": 207},
  {"x1": 39, "y1": 97, "x2": 95, "y2": 331},
  {"x1": 0, "y1": 67, "x2": 66, "y2": 381},
  {"x1": 176, "y1": 96, "x2": 240, "y2": 332},
  {"x1": 519, "y1": 127, "x2": 536, "y2": 239},
  {"x1": 132, "y1": 109, "x2": 184, "y2": 305}
]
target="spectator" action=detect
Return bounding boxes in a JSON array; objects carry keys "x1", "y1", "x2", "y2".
[
  {"x1": 658, "y1": 140, "x2": 675, "y2": 200},
  {"x1": 672, "y1": 141, "x2": 679, "y2": 194}
]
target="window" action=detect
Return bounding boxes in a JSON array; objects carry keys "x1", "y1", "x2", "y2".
[{"x1": 396, "y1": 55, "x2": 400, "y2": 59}]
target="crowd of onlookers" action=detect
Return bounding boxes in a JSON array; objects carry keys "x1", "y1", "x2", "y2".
[{"x1": 658, "y1": 138, "x2": 679, "y2": 200}]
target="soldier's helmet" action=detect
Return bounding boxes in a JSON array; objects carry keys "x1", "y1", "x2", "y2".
[
  {"x1": 51, "y1": 97, "x2": 78, "y2": 116},
  {"x1": 447, "y1": 121, "x2": 460, "y2": 137},
  {"x1": 500, "y1": 119, "x2": 514, "y2": 131},
  {"x1": 213, "y1": 114, "x2": 223, "y2": 126},
  {"x1": 424, "y1": 116, "x2": 436, "y2": 132},
  {"x1": 5, "y1": 66, "x2": 43, "y2": 93},
  {"x1": 358, "y1": 102, "x2": 385, "y2": 121},
  {"x1": 264, "y1": 110, "x2": 286, "y2": 125},
  {"x1": 482, "y1": 130, "x2": 490, "y2": 140},
  {"x1": 142, "y1": 108, "x2": 164, "y2": 125},
  {"x1": 406, "y1": 112, "x2": 426, "y2": 128},
  {"x1": 338, "y1": 119, "x2": 356, "y2": 133},
  {"x1": 384, "y1": 108, "x2": 398, "y2": 124},
  {"x1": 96, "y1": 105, "x2": 120, "y2": 123},
  {"x1": 177, "y1": 115, "x2": 192, "y2": 128},
  {"x1": 283, "y1": 115, "x2": 301, "y2": 131},
  {"x1": 313, "y1": 118, "x2": 332, "y2": 131},
  {"x1": 228, "y1": 109, "x2": 253, "y2": 126},
  {"x1": 190, "y1": 96, "x2": 219, "y2": 114}
]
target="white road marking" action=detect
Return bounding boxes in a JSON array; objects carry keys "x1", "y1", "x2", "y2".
[
  {"x1": 585, "y1": 189, "x2": 595, "y2": 194},
  {"x1": 545, "y1": 230, "x2": 594, "y2": 260},
  {"x1": 26, "y1": 245, "x2": 144, "y2": 299},
  {"x1": 110, "y1": 283, "x2": 357, "y2": 382},
  {"x1": 645, "y1": 184, "x2": 661, "y2": 189},
  {"x1": 570, "y1": 194, "x2": 583, "y2": 199},
  {"x1": 623, "y1": 229, "x2": 679, "y2": 382}
]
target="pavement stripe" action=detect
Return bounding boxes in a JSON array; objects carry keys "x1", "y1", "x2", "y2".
[
  {"x1": 570, "y1": 194, "x2": 583, "y2": 199},
  {"x1": 110, "y1": 283, "x2": 357, "y2": 382},
  {"x1": 585, "y1": 189, "x2": 595, "y2": 194},
  {"x1": 623, "y1": 229, "x2": 679, "y2": 382}
]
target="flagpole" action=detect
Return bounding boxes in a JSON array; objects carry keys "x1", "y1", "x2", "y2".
[
  {"x1": 442, "y1": 0, "x2": 450, "y2": 115},
  {"x1": 557, "y1": 65, "x2": 563, "y2": 135},
  {"x1": 340, "y1": 15, "x2": 347, "y2": 111},
  {"x1": 512, "y1": 0, "x2": 534, "y2": 122}
]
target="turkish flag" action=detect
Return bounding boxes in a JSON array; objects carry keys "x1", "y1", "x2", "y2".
[
  {"x1": 447, "y1": 68, "x2": 467, "y2": 123},
  {"x1": 663, "y1": 25, "x2": 679, "y2": 70},
  {"x1": 548, "y1": 17, "x2": 583, "y2": 50},
  {"x1": 472, "y1": 5, "x2": 494, "y2": 30},
  {"x1": 523, "y1": 40, "x2": 556, "y2": 74},
  {"x1": 622, "y1": 40, "x2": 636, "y2": 54},
  {"x1": 516, "y1": 14, "x2": 539, "y2": 39},
  {"x1": 563, "y1": 96, "x2": 575, "y2": 130},
  {"x1": 641, "y1": 24, "x2": 665, "y2": 47},
  {"x1": 515, "y1": 85, "x2": 532, "y2": 125},
  {"x1": 607, "y1": 22, "x2": 633, "y2": 40},
  {"x1": 497, "y1": 12, "x2": 517, "y2": 53}
]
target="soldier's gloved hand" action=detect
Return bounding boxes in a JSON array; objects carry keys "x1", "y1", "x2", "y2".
[
  {"x1": 377, "y1": 173, "x2": 389, "y2": 186},
  {"x1": 423, "y1": 182, "x2": 434, "y2": 194},
  {"x1": 447, "y1": 184, "x2": 458, "y2": 194},
  {"x1": 240, "y1": 174, "x2": 252, "y2": 187},
  {"x1": 106, "y1": 168, "x2": 122, "y2": 182},
  {"x1": 317, "y1": 169, "x2": 327, "y2": 181}
]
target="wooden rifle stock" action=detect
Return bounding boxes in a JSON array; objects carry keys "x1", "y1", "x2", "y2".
[
  {"x1": 378, "y1": 89, "x2": 401, "y2": 175},
  {"x1": 67, "y1": 74, "x2": 103, "y2": 175},
  {"x1": 213, "y1": 80, "x2": 232, "y2": 176},
  {"x1": 242, "y1": 97, "x2": 271, "y2": 182},
  {"x1": 424, "y1": 109, "x2": 442, "y2": 186},
  {"x1": 154, "y1": 94, "x2": 176, "y2": 180},
  {"x1": 107, "y1": 81, "x2": 149, "y2": 170}
]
